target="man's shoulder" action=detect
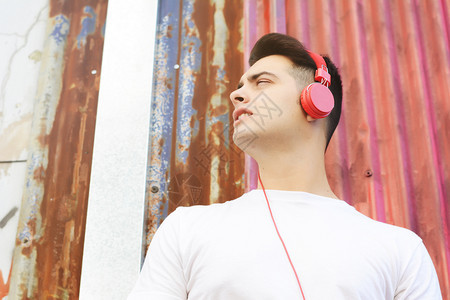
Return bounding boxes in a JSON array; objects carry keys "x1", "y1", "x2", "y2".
[
  {"x1": 173, "y1": 201, "x2": 230, "y2": 220},
  {"x1": 167, "y1": 193, "x2": 250, "y2": 225},
  {"x1": 346, "y1": 207, "x2": 422, "y2": 248}
]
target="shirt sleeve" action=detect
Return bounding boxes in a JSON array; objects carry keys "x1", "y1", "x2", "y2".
[
  {"x1": 394, "y1": 242, "x2": 442, "y2": 300},
  {"x1": 127, "y1": 208, "x2": 187, "y2": 300}
]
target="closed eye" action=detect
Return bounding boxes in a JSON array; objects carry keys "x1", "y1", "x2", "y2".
[{"x1": 256, "y1": 79, "x2": 271, "y2": 85}]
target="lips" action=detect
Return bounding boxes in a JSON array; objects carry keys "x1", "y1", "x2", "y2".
[{"x1": 233, "y1": 107, "x2": 253, "y2": 123}]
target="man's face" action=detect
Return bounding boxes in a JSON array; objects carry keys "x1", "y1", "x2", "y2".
[{"x1": 229, "y1": 55, "x2": 312, "y2": 153}]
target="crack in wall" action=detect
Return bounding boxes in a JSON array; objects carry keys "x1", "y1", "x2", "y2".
[{"x1": 0, "y1": 4, "x2": 49, "y2": 130}]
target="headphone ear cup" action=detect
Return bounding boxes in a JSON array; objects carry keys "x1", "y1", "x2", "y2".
[{"x1": 300, "y1": 83, "x2": 334, "y2": 119}]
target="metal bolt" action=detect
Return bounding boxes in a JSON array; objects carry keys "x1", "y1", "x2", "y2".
[
  {"x1": 151, "y1": 186, "x2": 159, "y2": 193},
  {"x1": 365, "y1": 170, "x2": 373, "y2": 177}
]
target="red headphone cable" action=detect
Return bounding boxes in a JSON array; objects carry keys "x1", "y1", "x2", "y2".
[{"x1": 258, "y1": 171, "x2": 306, "y2": 300}]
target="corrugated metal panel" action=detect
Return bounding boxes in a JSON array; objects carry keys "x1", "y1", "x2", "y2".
[
  {"x1": 8, "y1": 0, "x2": 108, "y2": 298},
  {"x1": 145, "y1": 0, "x2": 245, "y2": 250},
  {"x1": 243, "y1": 0, "x2": 450, "y2": 297}
]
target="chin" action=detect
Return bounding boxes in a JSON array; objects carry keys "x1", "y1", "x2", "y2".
[{"x1": 232, "y1": 130, "x2": 259, "y2": 153}]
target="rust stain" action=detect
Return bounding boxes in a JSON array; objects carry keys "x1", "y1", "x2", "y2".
[
  {"x1": 0, "y1": 262, "x2": 12, "y2": 298},
  {"x1": 32, "y1": 166, "x2": 45, "y2": 182},
  {"x1": 210, "y1": 104, "x2": 228, "y2": 117},
  {"x1": 19, "y1": 217, "x2": 35, "y2": 258},
  {"x1": 164, "y1": 78, "x2": 173, "y2": 89},
  {"x1": 37, "y1": 132, "x2": 49, "y2": 148},
  {"x1": 167, "y1": 36, "x2": 182, "y2": 214},
  {"x1": 167, "y1": 24, "x2": 173, "y2": 38},
  {"x1": 185, "y1": 0, "x2": 244, "y2": 205}
]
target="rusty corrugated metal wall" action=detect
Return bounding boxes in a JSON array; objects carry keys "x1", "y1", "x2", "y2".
[
  {"x1": 8, "y1": 0, "x2": 108, "y2": 298},
  {"x1": 147, "y1": 0, "x2": 450, "y2": 297}
]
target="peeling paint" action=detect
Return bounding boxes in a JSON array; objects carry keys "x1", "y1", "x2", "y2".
[
  {"x1": 174, "y1": 0, "x2": 202, "y2": 167},
  {"x1": 145, "y1": 2, "x2": 183, "y2": 248},
  {"x1": 77, "y1": 6, "x2": 97, "y2": 48},
  {"x1": 50, "y1": 15, "x2": 70, "y2": 45},
  {"x1": 28, "y1": 50, "x2": 42, "y2": 63}
]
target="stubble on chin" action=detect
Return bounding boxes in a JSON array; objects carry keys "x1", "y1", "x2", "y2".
[{"x1": 232, "y1": 121, "x2": 260, "y2": 151}]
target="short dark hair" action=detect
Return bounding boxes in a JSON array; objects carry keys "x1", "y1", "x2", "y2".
[{"x1": 249, "y1": 33, "x2": 343, "y2": 149}]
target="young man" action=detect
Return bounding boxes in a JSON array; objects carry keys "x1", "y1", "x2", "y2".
[{"x1": 128, "y1": 33, "x2": 441, "y2": 299}]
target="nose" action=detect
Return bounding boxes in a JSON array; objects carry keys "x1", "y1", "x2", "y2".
[{"x1": 229, "y1": 87, "x2": 248, "y2": 106}]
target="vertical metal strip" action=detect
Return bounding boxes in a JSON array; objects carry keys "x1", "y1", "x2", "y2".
[
  {"x1": 300, "y1": 0, "x2": 310, "y2": 48},
  {"x1": 326, "y1": 0, "x2": 352, "y2": 205},
  {"x1": 274, "y1": 0, "x2": 286, "y2": 33},
  {"x1": 145, "y1": 0, "x2": 182, "y2": 245},
  {"x1": 9, "y1": 11, "x2": 69, "y2": 299},
  {"x1": 243, "y1": 0, "x2": 259, "y2": 191},
  {"x1": 439, "y1": 0, "x2": 450, "y2": 55},
  {"x1": 355, "y1": 2, "x2": 385, "y2": 222},
  {"x1": 416, "y1": 0, "x2": 450, "y2": 246},
  {"x1": 10, "y1": 1, "x2": 107, "y2": 298},
  {"x1": 337, "y1": 1, "x2": 378, "y2": 216},
  {"x1": 410, "y1": 0, "x2": 450, "y2": 285},
  {"x1": 362, "y1": 0, "x2": 409, "y2": 227},
  {"x1": 381, "y1": 0, "x2": 416, "y2": 228}
]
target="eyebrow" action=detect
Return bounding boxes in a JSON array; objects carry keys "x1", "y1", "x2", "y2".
[{"x1": 237, "y1": 71, "x2": 279, "y2": 89}]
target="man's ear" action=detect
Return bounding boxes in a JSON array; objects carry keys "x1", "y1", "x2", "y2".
[{"x1": 306, "y1": 115, "x2": 316, "y2": 122}]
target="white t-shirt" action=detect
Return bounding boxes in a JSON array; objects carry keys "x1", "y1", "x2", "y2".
[{"x1": 128, "y1": 189, "x2": 442, "y2": 299}]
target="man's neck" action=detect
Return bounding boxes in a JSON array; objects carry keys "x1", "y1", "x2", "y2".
[{"x1": 253, "y1": 148, "x2": 338, "y2": 199}]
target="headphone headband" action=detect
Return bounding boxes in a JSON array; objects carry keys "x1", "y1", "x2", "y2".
[{"x1": 307, "y1": 51, "x2": 331, "y2": 88}]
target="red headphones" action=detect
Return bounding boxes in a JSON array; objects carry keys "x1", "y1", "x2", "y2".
[{"x1": 300, "y1": 51, "x2": 334, "y2": 119}]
